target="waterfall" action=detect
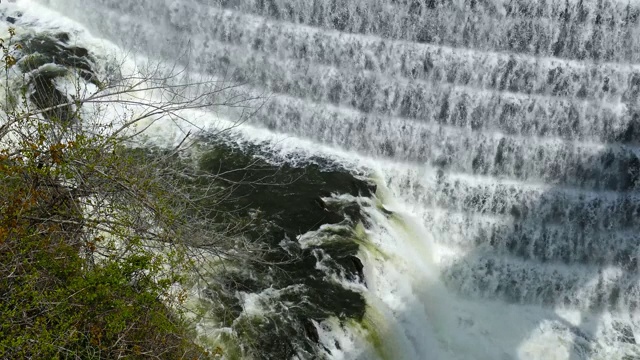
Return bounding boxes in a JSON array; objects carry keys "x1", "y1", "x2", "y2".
[{"x1": 16, "y1": 0, "x2": 640, "y2": 358}]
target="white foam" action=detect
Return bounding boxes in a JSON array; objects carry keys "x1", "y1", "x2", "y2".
[{"x1": 9, "y1": 1, "x2": 640, "y2": 359}]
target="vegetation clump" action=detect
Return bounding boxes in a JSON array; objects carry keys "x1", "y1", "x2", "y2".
[{"x1": 0, "y1": 27, "x2": 224, "y2": 359}]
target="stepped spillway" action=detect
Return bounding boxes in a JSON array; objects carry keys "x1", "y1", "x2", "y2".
[{"x1": 19, "y1": 0, "x2": 640, "y2": 358}]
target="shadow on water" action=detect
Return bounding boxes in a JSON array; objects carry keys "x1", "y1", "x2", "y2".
[
  {"x1": 16, "y1": 0, "x2": 640, "y2": 358},
  {"x1": 390, "y1": 108, "x2": 640, "y2": 359}
]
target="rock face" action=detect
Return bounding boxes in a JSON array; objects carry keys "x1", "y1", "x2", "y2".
[
  {"x1": 199, "y1": 142, "x2": 375, "y2": 238},
  {"x1": 195, "y1": 139, "x2": 375, "y2": 359},
  {"x1": 18, "y1": 33, "x2": 96, "y2": 83},
  {"x1": 11, "y1": 30, "x2": 98, "y2": 122},
  {"x1": 29, "y1": 68, "x2": 74, "y2": 123}
]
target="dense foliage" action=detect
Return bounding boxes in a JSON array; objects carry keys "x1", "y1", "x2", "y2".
[{"x1": 0, "y1": 28, "x2": 210, "y2": 359}]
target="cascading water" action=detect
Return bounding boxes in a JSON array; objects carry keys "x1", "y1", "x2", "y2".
[{"x1": 8, "y1": 0, "x2": 640, "y2": 358}]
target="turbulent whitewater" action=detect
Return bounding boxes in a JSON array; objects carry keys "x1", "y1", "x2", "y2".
[{"x1": 9, "y1": 0, "x2": 640, "y2": 358}]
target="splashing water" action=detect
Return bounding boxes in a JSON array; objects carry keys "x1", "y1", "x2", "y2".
[{"x1": 9, "y1": 0, "x2": 640, "y2": 358}]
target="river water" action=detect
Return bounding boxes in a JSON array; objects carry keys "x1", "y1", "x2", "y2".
[{"x1": 10, "y1": 0, "x2": 640, "y2": 358}]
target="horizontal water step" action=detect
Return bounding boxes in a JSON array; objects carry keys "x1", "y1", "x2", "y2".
[
  {"x1": 440, "y1": 252, "x2": 640, "y2": 311},
  {"x1": 169, "y1": 43, "x2": 637, "y2": 143},
  {"x1": 43, "y1": 2, "x2": 640, "y2": 190},
  {"x1": 90, "y1": 16, "x2": 638, "y2": 149},
  {"x1": 389, "y1": 0, "x2": 640, "y2": 25},
  {"x1": 53, "y1": 2, "x2": 640, "y2": 145},
  {"x1": 188, "y1": 46, "x2": 639, "y2": 144},
  {"x1": 416, "y1": 207, "x2": 640, "y2": 268},
  {"x1": 166, "y1": 5, "x2": 640, "y2": 103},
  {"x1": 258, "y1": 96, "x2": 640, "y2": 190},
  {"x1": 204, "y1": 0, "x2": 640, "y2": 62},
  {"x1": 394, "y1": 178, "x2": 640, "y2": 225},
  {"x1": 75, "y1": 0, "x2": 640, "y2": 98}
]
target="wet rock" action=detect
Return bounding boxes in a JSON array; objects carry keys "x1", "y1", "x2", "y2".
[
  {"x1": 30, "y1": 70, "x2": 73, "y2": 123},
  {"x1": 193, "y1": 140, "x2": 373, "y2": 359},
  {"x1": 380, "y1": 205, "x2": 393, "y2": 215},
  {"x1": 7, "y1": 32, "x2": 100, "y2": 123},
  {"x1": 302, "y1": 318, "x2": 319, "y2": 343},
  {"x1": 314, "y1": 198, "x2": 345, "y2": 224},
  {"x1": 54, "y1": 32, "x2": 70, "y2": 43},
  {"x1": 198, "y1": 142, "x2": 375, "y2": 240},
  {"x1": 342, "y1": 202, "x2": 364, "y2": 223},
  {"x1": 349, "y1": 255, "x2": 365, "y2": 281},
  {"x1": 17, "y1": 33, "x2": 98, "y2": 84},
  {"x1": 3, "y1": 10, "x2": 21, "y2": 24},
  {"x1": 18, "y1": 53, "x2": 50, "y2": 71}
]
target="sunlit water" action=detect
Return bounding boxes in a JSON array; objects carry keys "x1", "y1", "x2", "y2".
[{"x1": 6, "y1": 0, "x2": 640, "y2": 358}]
